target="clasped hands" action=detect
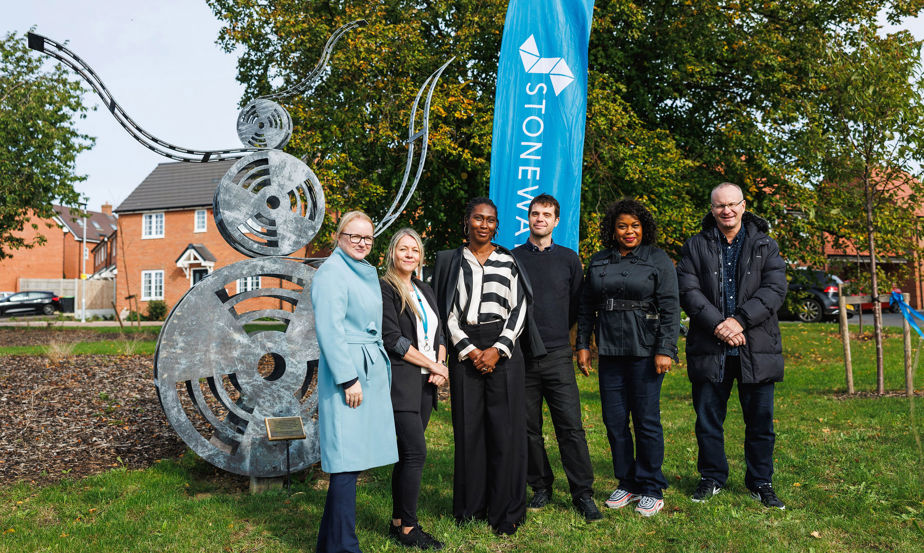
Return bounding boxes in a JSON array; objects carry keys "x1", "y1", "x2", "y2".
[
  {"x1": 468, "y1": 347, "x2": 501, "y2": 374},
  {"x1": 714, "y1": 317, "x2": 746, "y2": 347},
  {"x1": 428, "y1": 361, "x2": 449, "y2": 387}
]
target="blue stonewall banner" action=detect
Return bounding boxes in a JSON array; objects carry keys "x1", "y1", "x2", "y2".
[{"x1": 488, "y1": 0, "x2": 595, "y2": 252}]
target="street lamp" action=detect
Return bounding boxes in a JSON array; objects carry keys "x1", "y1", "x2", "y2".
[{"x1": 81, "y1": 199, "x2": 87, "y2": 323}]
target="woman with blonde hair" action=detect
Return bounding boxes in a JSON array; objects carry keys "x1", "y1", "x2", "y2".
[
  {"x1": 312, "y1": 210, "x2": 398, "y2": 553},
  {"x1": 380, "y1": 227, "x2": 448, "y2": 550}
]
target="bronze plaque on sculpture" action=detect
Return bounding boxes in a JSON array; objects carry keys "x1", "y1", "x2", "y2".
[{"x1": 265, "y1": 416, "x2": 307, "y2": 441}]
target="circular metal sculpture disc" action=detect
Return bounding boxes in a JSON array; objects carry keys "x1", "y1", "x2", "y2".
[
  {"x1": 214, "y1": 150, "x2": 325, "y2": 257},
  {"x1": 236, "y1": 99, "x2": 293, "y2": 149},
  {"x1": 154, "y1": 257, "x2": 320, "y2": 477}
]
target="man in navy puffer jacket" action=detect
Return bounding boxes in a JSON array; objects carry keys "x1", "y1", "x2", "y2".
[{"x1": 677, "y1": 182, "x2": 788, "y2": 510}]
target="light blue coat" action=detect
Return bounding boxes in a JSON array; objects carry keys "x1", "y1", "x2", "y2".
[{"x1": 311, "y1": 247, "x2": 398, "y2": 473}]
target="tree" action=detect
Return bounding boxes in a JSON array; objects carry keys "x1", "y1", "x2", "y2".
[
  {"x1": 0, "y1": 31, "x2": 93, "y2": 259},
  {"x1": 801, "y1": 29, "x2": 924, "y2": 394},
  {"x1": 207, "y1": 0, "x2": 924, "y2": 271},
  {"x1": 208, "y1": 0, "x2": 702, "y2": 262}
]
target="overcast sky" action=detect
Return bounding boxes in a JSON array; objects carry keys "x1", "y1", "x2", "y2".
[
  {"x1": 3, "y1": 1, "x2": 244, "y2": 213},
  {"x1": 3, "y1": 2, "x2": 924, "y2": 213}
]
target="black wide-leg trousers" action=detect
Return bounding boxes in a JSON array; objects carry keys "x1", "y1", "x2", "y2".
[{"x1": 450, "y1": 321, "x2": 527, "y2": 530}]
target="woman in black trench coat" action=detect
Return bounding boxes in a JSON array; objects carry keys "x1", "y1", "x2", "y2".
[{"x1": 575, "y1": 199, "x2": 680, "y2": 517}]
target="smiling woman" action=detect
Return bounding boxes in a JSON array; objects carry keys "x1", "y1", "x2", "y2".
[
  {"x1": 310, "y1": 210, "x2": 397, "y2": 553},
  {"x1": 432, "y1": 197, "x2": 546, "y2": 536},
  {"x1": 576, "y1": 198, "x2": 680, "y2": 517}
]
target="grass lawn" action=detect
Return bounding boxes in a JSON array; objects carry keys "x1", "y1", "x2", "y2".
[{"x1": 1, "y1": 323, "x2": 922, "y2": 552}]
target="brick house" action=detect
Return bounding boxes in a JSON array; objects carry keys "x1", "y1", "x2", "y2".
[
  {"x1": 0, "y1": 205, "x2": 117, "y2": 293},
  {"x1": 114, "y1": 160, "x2": 321, "y2": 315},
  {"x1": 820, "y1": 173, "x2": 924, "y2": 309}
]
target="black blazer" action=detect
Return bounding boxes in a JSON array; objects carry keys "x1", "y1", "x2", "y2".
[
  {"x1": 380, "y1": 277, "x2": 444, "y2": 412},
  {"x1": 432, "y1": 245, "x2": 547, "y2": 358}
]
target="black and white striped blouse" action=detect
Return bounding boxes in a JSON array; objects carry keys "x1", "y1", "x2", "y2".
[{"x1": 447, "y1": 247, "x2": 527, "y2": 360}]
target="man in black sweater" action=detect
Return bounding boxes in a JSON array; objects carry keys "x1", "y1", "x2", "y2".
[{"x1": 512, "y1": 194, "x2": 601, "y2": 521}]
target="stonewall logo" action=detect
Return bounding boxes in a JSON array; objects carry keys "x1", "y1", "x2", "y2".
[{"x1": 518, "y1": 35, "x2": 575, "y2": 96}]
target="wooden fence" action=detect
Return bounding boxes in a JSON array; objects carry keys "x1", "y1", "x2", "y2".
[{"x1": 19, "y1": 278, "x2": 116, "y2": 312}]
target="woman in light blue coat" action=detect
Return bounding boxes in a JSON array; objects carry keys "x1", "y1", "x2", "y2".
[{"x1": 311, "y1": 210, "x2": 398, "y2": 553}]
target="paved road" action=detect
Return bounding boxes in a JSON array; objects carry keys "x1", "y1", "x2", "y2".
[{"x1": 850, "y1": 311, "x2": 906, "y2": 328}]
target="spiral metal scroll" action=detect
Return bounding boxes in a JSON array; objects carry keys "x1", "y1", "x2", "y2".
[
  {"x1": 374, "y1": 57, "x2": 455, "y2": 236},
  {"x1": 26, "y1": 32, "x2": 260, "y2": 163},
  {"x1": 261, "y1": 19, "x2": 368, "y2": 101}
]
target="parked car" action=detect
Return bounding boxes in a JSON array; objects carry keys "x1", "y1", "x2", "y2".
[
  {"x1": 0, "y1": 292, "x2": 13, "y2": 300},
  {"x1": 786, "y1": 269, "x2": 853, "y2": 323},
  {"x1": 0, "y1": 291, "x2": 61, "y2": 316}
]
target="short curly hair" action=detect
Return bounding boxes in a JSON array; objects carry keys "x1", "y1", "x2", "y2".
[{"x1": 600, "y1": 199, "x2": 657, "y2": 249}]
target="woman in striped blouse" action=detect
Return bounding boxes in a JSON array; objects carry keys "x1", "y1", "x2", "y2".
[{"x1": 432, "y1": 197, "x2": 542, "y2": 536}]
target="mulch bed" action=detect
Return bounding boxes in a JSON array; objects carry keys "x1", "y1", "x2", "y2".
[
  {"x1": 0, "y1": 328, "x2": 159, "y2": 347},
  {"x1": 0, "y1": 354, "x2": 185, "y2": 485}
]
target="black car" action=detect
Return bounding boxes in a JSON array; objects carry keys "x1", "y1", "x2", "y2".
[
  {"x1": 785, "y1": 269, "x2": 852, "y2": 323},
  {"x1": 0, "y1": 291, "x2": 61, "y2": 316}
]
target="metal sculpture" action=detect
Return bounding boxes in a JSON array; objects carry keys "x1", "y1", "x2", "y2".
[{"x1": 28, "y1": 22, "x2": 451, "y2": 477}]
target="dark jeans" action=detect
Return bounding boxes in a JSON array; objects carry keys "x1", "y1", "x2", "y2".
[
  {"x1": 317, "y1": 471, "x2": 361, "y2": 553},
  {"x1": 392, "y1": 375, "x2": 436, "y2": 527},
  {"x1": 598, "y1": 355, "x2": 667, "y2": 498},
  {"x1": 691, "y1": 356, "x2": 775, "y2": 490},
  {"x1": 525, "y1": 346, "x2": 594, "y2": 500}
]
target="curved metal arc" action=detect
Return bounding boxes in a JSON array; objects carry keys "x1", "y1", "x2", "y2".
[
  {"x1": 375, "y1": 57, "x2": 454, "y2": 237},
  {"x1": 262, "y1": 19, "x2": 368, "y2": 101},
  {"x1": 26, "y1": 32, "x2": 261, "y2": 163}
]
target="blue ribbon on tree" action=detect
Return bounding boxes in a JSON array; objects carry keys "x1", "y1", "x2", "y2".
[{"x1": 890, "y1": 291, "x2": 924, "y2": 339}]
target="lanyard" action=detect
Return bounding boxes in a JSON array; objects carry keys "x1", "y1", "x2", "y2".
[{"x1": 413, "y1": 284, "x2": 430, "y2": 350}]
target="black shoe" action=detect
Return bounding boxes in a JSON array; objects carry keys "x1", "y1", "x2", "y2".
[
  {"x1": 691, "y1": 478, "x2": 723, "y2": 502},
  {"x1": 389, "y1": 523, "x2": 401, "y2": 539},
  {"x1": 493, "y1": 521, "x2": 518, "y2": 536},
  {"x1": 527, "y1": 488, "x2": 552, "y2": 510},
  {"x1": 398, "y1": 525, "x2": 445, "y2": 550},
  {"x1": 572, "y1": 495, "x2": 603, "y2": 521},
  {"x1": 749, "y1": 483, "x2": 786, "y2": 510}
]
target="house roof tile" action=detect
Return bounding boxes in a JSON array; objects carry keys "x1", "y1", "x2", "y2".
[
  {"x1": 115, "y1": 160, "x2": 236, "y2": 214},
  {"x1": 52, "y1": 205, "x2": 118, "y2": 243}
]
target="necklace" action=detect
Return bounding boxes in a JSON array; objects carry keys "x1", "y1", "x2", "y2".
[{"x1": 412, "y1": 284, "x2": 430, "y2": 351}]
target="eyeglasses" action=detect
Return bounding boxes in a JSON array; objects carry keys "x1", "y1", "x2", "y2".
[
  {"x1": 711, "y1": 199, "x2": 745, "y2": 210},
  {"x1": 341, "y1": 233, "x2": 374, "y2": 245}
]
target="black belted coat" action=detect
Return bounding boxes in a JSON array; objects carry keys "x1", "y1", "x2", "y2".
[{"x1": 575, "y1": 243, "x2": 680, "y2": 360}]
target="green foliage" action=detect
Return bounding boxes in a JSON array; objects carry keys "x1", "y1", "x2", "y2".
[
  {"x1": 1, "y1": 324, "x2": 922, "y2": 551},
  {"x1": 804, "y1": 28, "x2": 924, "y2": 276},
  {"x1": 145, "y1": 300, "x2": 168, "y2": 322},
  {"x1": 0, "y1": 30, "x2": 93, "y2": 260},
  {"x1": 206, "y1": 1, "x2": 924, "y2": 269}
]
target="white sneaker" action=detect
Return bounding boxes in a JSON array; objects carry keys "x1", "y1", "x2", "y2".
[
  {"x1": 635, "y1": 496, "x2": 664, "y2": 517},
  {"x1": 604, "y1": 488, "x2": 638, "y2": 509}
]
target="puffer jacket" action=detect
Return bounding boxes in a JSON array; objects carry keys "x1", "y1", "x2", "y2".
[
  {"x1": 576, "y1": 244, "x2": 680, "y2": 360},
  {"x1": 677, "y1": 211, "x2": 787, "y2": 383}
]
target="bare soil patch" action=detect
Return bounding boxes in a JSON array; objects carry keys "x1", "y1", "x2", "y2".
[
  {"x1": 0, "y1": 328, "x2": 159, "y2": 347},
  {"x1": 0, "y1": 354, "x2": 184, "y2": 485}
]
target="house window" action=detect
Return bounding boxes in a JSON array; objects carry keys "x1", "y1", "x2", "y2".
[
  {"x1": 237, "y1": 276, "x2": 261, "y2": 293},
  {"x1": 142, "y1": 213, "x2": 164, "y2": 239},
  {"x1": 194, "y1": 210, "x2": 207, "y2": 233},
  {"x1": 142, "y1": 270, "x2": 164, "y2": 300}
]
